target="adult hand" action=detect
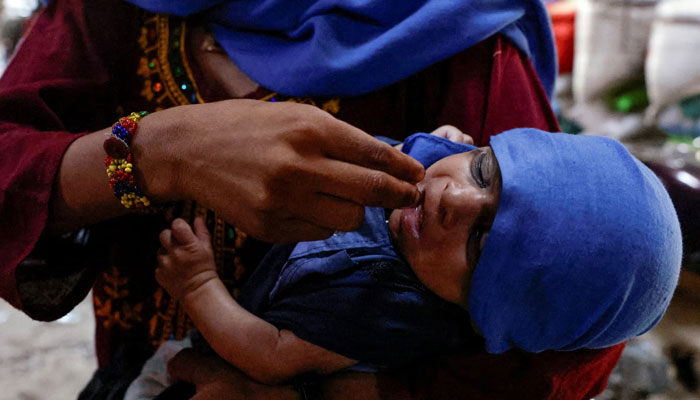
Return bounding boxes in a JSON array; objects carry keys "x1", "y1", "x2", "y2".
[
  {"x1": 167, "y1": 349, "x2": 402, "y2": 400},
  {"x1": 135, "y1": 100, "x2": 425, "y2": 242},
  {"x1": 167, "y1": 349, "x2": 299, "y2": 400}
]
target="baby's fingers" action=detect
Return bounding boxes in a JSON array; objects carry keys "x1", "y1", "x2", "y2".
[
  {"x1": 431, "y1": 125, "x2": 474, "y2": 145},
  {"x1": 171, "y1": 218, "x2": 197, "y2": 245},
  {"x1": 155, "y1": 253, "x2": 170, "y2": 289},
  {"x1": 193, "y1": 217, "x2": 211, "y2": 244},
  {"x1": 154, "y1": 264, "x2": 169, "y2": 289},
  {"x1": 159, "y1": 229, "x2": 173, "y2": 249}
]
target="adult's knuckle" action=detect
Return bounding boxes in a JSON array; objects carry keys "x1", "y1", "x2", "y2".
[
  {"x1": 366, "y1": 143, "x2": 391, "y2": 167},
  {"x1": 365, "y1": 171, "x2": 388, "y2": 193},
  {"x1": 286, "y1": 105, "x2": 324, "y2": 132},
  {"x1": 274, "y1": 158, "x2": 306, "y2": 184},
  {"x1": 290, "y1": 112, "x2": 314, "y2": 134},
  {"x1": 305, "y1": 109, "x2": 335, "y2": 140},
  {"x1": 253, "y1": 187, "x2": 277, "y2": 212}
]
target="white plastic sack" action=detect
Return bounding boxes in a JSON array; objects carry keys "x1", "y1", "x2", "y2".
[
  {"x1": 645, "y1": 0, "x2": 700, "y2": 121},
  {"x1": 573, "y1": 0, "x2": 658, "y2": 103}
]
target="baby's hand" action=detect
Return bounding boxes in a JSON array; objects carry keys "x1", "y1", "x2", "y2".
[
  {"x1": 156, "y1": 217, "x2": 218, "y2": 300},
  {"x1": 430, "y1": 125, "x2": 474, "y2": 145}
]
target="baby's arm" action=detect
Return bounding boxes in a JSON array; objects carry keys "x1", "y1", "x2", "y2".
[{"x1": 156, "y1": 218, "x2": 356, "y2": 384}]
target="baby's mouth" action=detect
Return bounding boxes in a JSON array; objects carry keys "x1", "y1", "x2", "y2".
[
  {"x1": 416, "y1": 202, "x2": 425, "y2": 237},
  {"x1": 402, "y1": 195, "x2": 424, "y2": 239},
  {"x1": 416, "y1": 185, "x2": 425, "y2": 235}
]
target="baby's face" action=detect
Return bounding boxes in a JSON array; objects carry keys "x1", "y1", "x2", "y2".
[{"x1": 388, "y1": 147, "x2": 501, "y2": 308}]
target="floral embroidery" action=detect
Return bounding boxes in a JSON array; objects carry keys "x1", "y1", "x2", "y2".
[{"x1": 94, "y1": 267, "x2": 143, "y2": 330}]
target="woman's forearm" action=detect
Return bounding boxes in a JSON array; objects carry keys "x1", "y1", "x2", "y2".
[
  {"x1": 49, "y1": 99, "x2": 423, "y2": 241},
  {"x1": 49, "y1": 128, "x2": 127, "y2": 233},
  {"x1": 47, "y1": 113, "x2": 181, "y2": 234}
]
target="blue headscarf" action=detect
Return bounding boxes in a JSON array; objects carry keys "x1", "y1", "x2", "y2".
[
  {"x1": 124, "y1": 0, "x2": 556, "y2": 97},
  {"x1": 470, "y1": 129, "x2": 682, "y2": 353}
]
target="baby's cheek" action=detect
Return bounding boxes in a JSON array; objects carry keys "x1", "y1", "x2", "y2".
[
  {"x1": 415, "y1": 253, "x2": 467, "y2": 305},
  {"x1": 408, "y1": 257, "x2": 440, "y2": 291}
]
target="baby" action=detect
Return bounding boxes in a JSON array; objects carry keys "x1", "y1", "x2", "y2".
[{"x1": 128, "y1": 127, "x2": 682, "y2": 397}]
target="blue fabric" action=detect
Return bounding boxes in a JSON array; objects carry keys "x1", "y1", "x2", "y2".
[
  {"x1": 124, "y1": 0, "x2": 556, "y2": 97},
  {"x1": 401, "y1": 133, "x2": 477, "y2": 168},
  {"x1": 471, "y1": 129, "x2": 683, "y2": 353}
]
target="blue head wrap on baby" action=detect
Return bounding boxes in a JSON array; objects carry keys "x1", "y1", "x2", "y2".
[{"x1": 470, "y1": 129, "x2": 682, "y2": 353}]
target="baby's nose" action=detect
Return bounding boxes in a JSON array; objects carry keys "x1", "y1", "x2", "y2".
[{"x1": 441, "y1": 185, "x2": 483, "y2": 229}]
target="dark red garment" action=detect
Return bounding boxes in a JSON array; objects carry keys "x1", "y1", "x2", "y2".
[{"x1": 0, "y1": 0, "x2": 623, "y2": 398}]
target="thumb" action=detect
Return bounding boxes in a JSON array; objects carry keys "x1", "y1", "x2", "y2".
[
  {"x1": 193, "y1": 217, "x2": 212, "y2": 243},
  {"x1": 170, "y1": 218, "x2": 197, "y2": 246}
]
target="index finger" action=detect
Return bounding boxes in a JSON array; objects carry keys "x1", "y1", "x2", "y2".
[
  {"x1": 313, "y1": 160, "x2": 422, "y2": 210},
  {"x1": 321, "y1": 121, "x2": 425, "y2": 184}
]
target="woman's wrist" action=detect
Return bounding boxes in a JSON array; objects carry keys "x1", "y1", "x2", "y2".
[
  {"x1": 48, "y1": 129, "x2": 129, "y2": 234},
  {"x1": 129, "y1": 109, "x2": 187, "y2": 202}
]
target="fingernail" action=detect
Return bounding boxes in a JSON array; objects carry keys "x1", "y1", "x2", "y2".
[
  {"x1": 401, "y1": 185, "x2": 423, "y2": 208},
  {"x1": 412, "y1": 166, "x2": 426, "y2": 183}
]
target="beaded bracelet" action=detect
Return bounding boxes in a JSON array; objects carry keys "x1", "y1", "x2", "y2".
[{"x1": 104, "y1": 111, "x2": 152, "y2": 209}]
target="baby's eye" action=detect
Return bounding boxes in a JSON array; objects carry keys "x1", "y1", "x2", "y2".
[{"x1": 471, "y1": 150, "x2": 488, "y2": 189}]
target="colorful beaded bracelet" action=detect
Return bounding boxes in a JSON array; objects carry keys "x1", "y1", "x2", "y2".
[{"x1": 104, "y1": 112, "x2": 152, "y2": 209}]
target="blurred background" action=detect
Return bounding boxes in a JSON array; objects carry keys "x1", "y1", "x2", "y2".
[
  {"x1": 1, "y1": 0, "x2": 699, "y2": 399},
  {"x1": 0, "y1": 0, "x2": 36, "y2": 72}
]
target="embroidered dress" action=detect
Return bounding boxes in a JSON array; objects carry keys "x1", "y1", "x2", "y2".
[{"x1": 0, "y1": 0, "x2": 623, "y2": 398}]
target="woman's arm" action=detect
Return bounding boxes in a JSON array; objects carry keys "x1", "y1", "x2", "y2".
[
  {"x1": 156, "y1": 218, "x2": 355, "y2": 384},
  {"x1": 167, "y1": 348, "x2": 419, "y2": 400},
  {"x1": 47, "y1": 128, "x2": 131, "y2": 233},
  {"x1": 0, "y1": 0, "x2": 423, "y2": 313},
  {"x1": 168, "y1": 349, "x2": 409, "y2": 400},
  {"x1": 0, "y1": 0, "x2": 140, "y2": 311},
  {"x1": 1, "y1": 0, "x2": 422, "y2": 317},
  {"x1": 50, "y1": 99, "x2": 425, "y2": 239}
]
